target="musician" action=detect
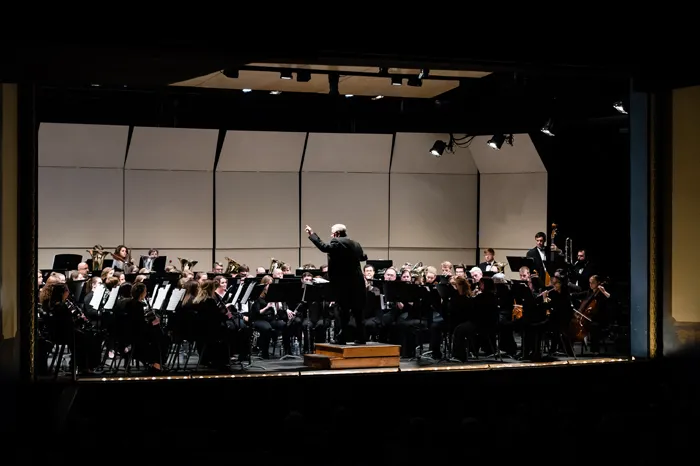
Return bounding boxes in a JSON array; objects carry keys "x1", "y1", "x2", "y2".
[
  {"x1": 77, "y1": 262, "x2": 90, "y2": 279},
  {"x1": 479, "y1": 249, "x2": 497, "y2": 273},
  {"x1": 519, "y1": 266, "x2": 543, "y2": 294},
  {"x1": 148, "y1": 248, "x2": 159, "y2": 258},
  {"x1": 363, "y1": 264, "x2": 375, "y2": 281},
  {"x1": 305, "y1": 223, "x2": 367, "y2": 345},
  {"x1": 112, "y1": 245, "x2": 137, "y2": 273},
  {"x1": 571, "y1": 275, "x2": 610, "y2": 354},
  {"x1": 526, "y1": 232, "x2": 553, "y2": 280},
  {"x1": 249, "y1": 275, "x2": 285, "y2": 359},
  {"x1": 539, "y1": 275, "x2": 575, "y2": 356},
  {"x1": 195, "y1": 272, "x2": 208, "y2": 284},
  {"x1": 45, "y1": 283, "x2": 102, "y2": 374},
  {"x1": 299, "y1": 272, "x2": 329, "y2": 352},
  {"x1": 452, "y1": 278, "x2": 499, "y2": 361},
  {"x1": 124, "y1": 282, "x2": 167, "y2": 373},
  {"x1": 237, "y1": 264, "x2": 250, "y2": 279},
  {"x1": 212, "y1": 262, "x2": 224, "y2": 274},
  {"x1": 82, "y1": 276, "x2": 103, "y2": 320},
  {"x1": 469, "y1": 267, "x2": 483, "y2": 283},
  {"x1": 100, "y1": 267, "x2": 114, "y2": 281},
  {"x1": 37, "y1": 271, "x2": 44, "y2": 287},
  {"x1": 569, "y1": 249, "x2": 596, "y2": 292},
  {"x1": 440, "y1": 261, "x2": 453, "y2": 277},
  {"x1": 454, "y1": 264, "x2": 467, "y2": 278},
  {"x1": 255, "y1": 266, "x2": 266, "y2": 275},
  {"x1": 359, "y1": 274, "x2": 382, "y2": 341},
  {"x1": 281, "y1": 264, "x2": 293, "y2": 275}
]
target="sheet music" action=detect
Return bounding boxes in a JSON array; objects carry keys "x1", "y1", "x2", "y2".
[
  {"x1": 104, "y1": 286, "x2": 120, "y2": 310},
  {"x1": 380, "y1": 294, "x2": 387, "y2": 310},
  {"x1": 241, "y1": 282, "x2": 256, "y2": 303},
  {"x1": 89, "y1": 285, "x2": 106, "y2": 308},
  {"x1": 153, "y1": 284, "x2": 171, "y2": 311},
  {"x1": 232, "y1": 282, "x2": 244, "y2": 305},
  {"x1": 166, "y1": 288, "x2": 185, "y2": 311},
  {"x1": 149, "y1": 285, "x2": 159, "y2": 306}
]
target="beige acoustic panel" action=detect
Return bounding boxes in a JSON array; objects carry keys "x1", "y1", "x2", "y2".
[
  {"x1": 39, "y1": 123, "x2": 129, "y2": 168},
  {"x1": 388, "y1": 249, "x2": 478, "y2": 270},
  {"x1": 38, "y1": 248, "x2": 91, "y2": 270},
  {"x1": 38, "y1": 167, "x2": 124, "y2": 248},
  {"x1": 216, "y1": 248, "x2": 301, "y2": 271},
  {"x1": 391, "y1": 133, "x2": 478, "y2": 175},
  {"x1": 129, "y1": 249, "x2": 213, "y2": 273},
  {"x1": 479, "y1": 173, "x2": 547, "y2": 250},
  {"x1": 217, "y1": 130, "x2": 307, "y2": 172},
  {"x1": 301, "y1": 247, "x2": 389, "y2": 270},
  {"x1": 124, "y1": 170, "x2": 213, "y2": 249},
  {"x1": 389, "y1": 173, "x2": 478, "y2": 249},
  {"x1": 301, "y1": 172, "x2": 389, "y2": 248},
  {"x1": 303, "y1": 133, "x2": 393, "y2": 173},
  {"x1": 468, "y1": 134, "x2": 546, "y2": 174},
  {"x1": 126, "y1": 127, "x2": 218, "y2": 171},
  {"x1": 477, "y1": 248, "x2": 531, "y2": 280},
  {"x1": 215, "y1": 172, "x2": 299, "y2": 249}
]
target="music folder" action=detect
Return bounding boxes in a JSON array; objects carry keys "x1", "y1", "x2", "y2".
[
  {"x1": 382, "y1": 281, "x2": 421, "y2": 303},
  {"x1": 266, "y1": 281, "x2": 303, "y2": 304},
  {"x1": 506, "y1": 256, "x2": 535, "y2": 274}
]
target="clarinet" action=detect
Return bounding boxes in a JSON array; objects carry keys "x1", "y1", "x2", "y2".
[{"x1": 66, "y1": 298, "x2": 91, "y2": 332}]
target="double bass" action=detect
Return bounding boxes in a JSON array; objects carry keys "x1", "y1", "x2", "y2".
[{"x1": 570, "y1": 279, "x2": 608, "y2": 342}]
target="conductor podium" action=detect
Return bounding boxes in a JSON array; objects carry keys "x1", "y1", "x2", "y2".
[{"x1": 303, "y1": 343, "x2": 400, "y2": 370}]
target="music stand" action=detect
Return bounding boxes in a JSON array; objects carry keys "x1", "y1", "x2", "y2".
[
  {"x1": 506, "y1": 256, "x2": 535, "y2": 274},
  {"x1": 265, "y1": 282, "x2": 304, "y2": 360},
  {"x1": 68, "y1": 279, "x2": 88, "y2": 303},
  {"x1": 139, "y1": 255, "x2": 167, "y2": 273},
  {"x1": 295, "y1": 268, "x2": 322, "y2": 277},
  {"x1": 231, "y1": 282, "x2": 267, "y2": 372},
  {"x1": 52, "y1": 254, "x2": 82, "y2": 271}
]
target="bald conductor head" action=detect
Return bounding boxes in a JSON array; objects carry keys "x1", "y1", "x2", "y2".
[{"x1": 305, "y1": 223, "x2": 348, "y2": 238}]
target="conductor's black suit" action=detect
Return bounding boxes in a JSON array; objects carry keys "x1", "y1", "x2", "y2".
[{"x1": 308, "y1": 233, "x2": 367, "y2": 343}]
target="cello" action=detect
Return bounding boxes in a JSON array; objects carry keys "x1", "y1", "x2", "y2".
[{"x1": 570, "y1": 278, "x2": 608, "y2": 342}]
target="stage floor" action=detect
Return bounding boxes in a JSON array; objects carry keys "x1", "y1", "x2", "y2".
[{"x1": 68, "y1": 344, "x2": 628, "y2": 382}]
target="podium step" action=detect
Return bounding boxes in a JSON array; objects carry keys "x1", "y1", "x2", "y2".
[
  {"x1": 303, "y1": 353, "x2": 400, "y2": 370},
  {"x1": 313, "y1": 343, "x2": 400, "y2": 359}
]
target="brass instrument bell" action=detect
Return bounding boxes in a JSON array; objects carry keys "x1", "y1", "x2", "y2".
[
  {"x1": 224, "y1": 257, "x2": 241, "y2": 275},
  {"x1": 178, "y1": 257, "x2": 198, "y2": 272}
]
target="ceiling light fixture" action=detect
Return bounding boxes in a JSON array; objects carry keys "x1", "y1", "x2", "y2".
[
  {"x1": 613, "y1": 101, "x2": 628, "y2": 114},
  {"x1": 540, "y1": 118, "x2": 555, "y2": 137},
  {"x1": 487, "y1": 134, "x2": 514, "y2": 150}
]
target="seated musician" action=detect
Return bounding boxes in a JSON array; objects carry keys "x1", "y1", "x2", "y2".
[
  {"x1": 356, "y1": 272, "x2": 382, "y2": 342},
  {"x1": 195, "y1": 272, "x2": 208, "y2": 284},
  {"x1": 100, "y1": 267, "x2": 114, "y2": 281},
  {"x1": 77, "y1": 262, "x2": 90, "y2": 280},
  {"x1": 441, "y1": 261, "x2": 453, "y2": 277},
  {"x1": 281, "y1": 264, "x2": 292, "y2": 275},
  {"x1": 397, "y1": 267, "x2": 443, "y2": 358},
  {"x1": 124, "y1": 283, "x2": 167, "y2": 373},
  {"x1": 45, "y1": 283, "x2": 102, "y2": 374},
  {"x1": 299, "y1": 272, "x2": 329, "y2": 352},
  {"x1": 519, "y1": 266, "x2": 543, "y2": 294},
  {"x1": 249, "y1": 275, "x2": 285, "y2": 359},
  {"x1": 237, "y1": 264, "x2": 250, "y2": 279},
  {"x1": 112, "y1": 245, "x2": 137, "y2": 274},
  {"x1": 454, "y1": 264, "x2": 467, "y2": 278},
  {"x1": 571, "y1": 275, "x2": 610, "y2": 354},
  {"x1": 469, "y1": 267, "x2": 483, "y2": 282},
  {"x1": 193, "y1": 279, "x2": 246, "y2": 367},
  {"x1": 82, "y1": 276, "x2": 103, "y2": 320},
  {"x1": 479, "y1": 248, "x2": 497, "y2": 273},
  {"x1": 378, "y1": 267, "x2": 401, "y2": 344},
  {"x1": 212, "y1": 262, "x2": 224, "y2": 274},
  {"x1": 539, "y1": 275, "x2": 575, "y2": 356},
  {"x1": 171, "y1": 280, "x2": 200, "y2": 345},
  {"x1": 452, "y1": 278, "x2": 499, "y2": 361},
  {"x1": 255, "y1": 266, "x2": 266, "y2": 275}
]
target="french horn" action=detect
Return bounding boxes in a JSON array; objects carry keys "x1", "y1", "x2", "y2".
[
  {"x1": 177, "y1": 257, "x2": 198, "y2": 272},
  {"x1": 269, "y1": 258, "x2": 285, "y2": 274},
  {"x1": 224, "y1": 257, "x2": 242, "y2": 275},
  {"x1": 494, "y1": 262, "x2": 508, "y2": 273}
]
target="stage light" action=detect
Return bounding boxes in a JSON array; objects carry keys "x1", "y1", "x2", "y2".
[
  {"x1": 487, "y1": 134, "x2": 515, "y2": 150},
  {"x1": 280, "y1": 70, "x2": 292, "y2": 80},
  {"x1": 540, "y1": 118, "x2": 555, "y2": 137},
  {"x1": 270, "y1": 90, "x2": 281, "y2": 95},
  {"x1": 391, "y1": 76, "x2": 402, "y2": 86},
  {"x1": 223, "y1": 69, "x2": 239, "y2": 79},
  {"x1": 345, "y1": 94, "x2": 354, "y2": 98},
  {"x1": 297, "y1": 70, "x2": 311, "y2": 82},
  {"x1": 613, "y1": 101, "x2": 628, "y2": 114},
  {"x1": 242, "y1": 88, "x2": 252, "y2": 93},
  {"x1": 372, "y1": 95, "x2": 384, "y2": 100},
  {"x1": 430, "y1": 140, "x2": 447, "y2": 157},
  {"x1": 418, "y1": 69, "x2": 430, "y2": 80}
]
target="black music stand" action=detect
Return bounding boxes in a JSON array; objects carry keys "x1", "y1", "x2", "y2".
[
  {"x1": 506, "y1": 256, "x2": 535, "y2": 274},
  {"x1": 266, "y1": 282, "x2": 304, "y2": 360},
  {"x1": 367, "y1": 259, "x2": 393, "y2": 274},
  {"x1": 52, "y1": 254, "x2": 82, "y2": 271},
  {"x1": 382, "y1": 281, "x2": 428, "y2": 360},
  {"x1": 139, "y1": 255, "x2": 167, "y2": 273},
  {"x1": 295, "y1": 268, "x2": 322, "y2": 277},
  {"x1": 68, "y1": 279, "x2": 88, "y2": 304},
  {"x1": 230, "y1": 282, "x2": 267, "y2": 372}
]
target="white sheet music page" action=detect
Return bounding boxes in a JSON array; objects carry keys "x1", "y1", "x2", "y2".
[
  {"x1": 166, "y1": 288, "x2": 185, "y2": 311},
  {"x1": 241, "y1": 282, "x2": 256, "y2": 303},
  {"x1": 89, "y1": 285, "x2": 105, "y2": 308},
  {"x1": 153, "y1": 284, "x2": 171, "y2": 310},
  {"x1": 104, "y1": 286, "x2": 120, "y2": 310},
  {"x1": 149, "y1": 285, "x2": 159, "y2": 306},
  {"x1": 232, "y1": 282, "x2": 245, "y2": 305}
]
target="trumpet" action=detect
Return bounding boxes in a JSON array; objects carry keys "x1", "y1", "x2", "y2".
[{"x1": 224, "y1": 257, "x2": 242, "y2": 275}]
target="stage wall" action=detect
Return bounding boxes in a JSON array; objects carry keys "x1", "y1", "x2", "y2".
[{"x1": 38, "y1": 124, "x2": 547, "y2": 277}]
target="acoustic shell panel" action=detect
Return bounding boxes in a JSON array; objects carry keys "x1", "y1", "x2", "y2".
[
  {"x1": 130, "y1": 249, "x2": 213, "y2": 273},
  {"x1": 479, "y1": 173, "x2": 547, "y2": 250},
  {"x1": 302, "y1": 133, "x2": 392, "y2": 173},
  {"x1": 477, "y1": 248, "x2": 531, "y2": 280},
  {"x1": 126, "y1": 127, "x2": 218, "y2": 171},
  {"x1": 38, "y1": 167, "x2": 124, "y2": 248},
  {"x1": 217, "y1": 130, "x2": 307, "y2": 172},
  {"x1": 388, "y1": 249, "x2": 478, "y2": 271},
  {"x1": 301, "y1": 247, "x2": 389, "y2": 271},
  {"x1": 391, "y1": 133, "x2": 478, "y2": 174},
  {"x1": 389, "y1": 173, "x2": 478, "y2": 249},
  {"x1": 301, "y1": 172, "x2": 389, "y2": 249},
  {"x1": 216, "y1": 248, "x2": 301, "y2": 271},
  {"x1": 215, "y1": 172, "x2": 300, "y2": 249},
  {"x1": 124, "y1": 170, "x2": 213, "y2": 249},
  {"x1": 39, "y1": 123, "x2": 128, "y2": 168},
  {"x1": 468, "y1": 133, "x2": 546, "y2": 174},
  {"x1": 38, "y1": 248, "x2": 93, "y2": 270}
]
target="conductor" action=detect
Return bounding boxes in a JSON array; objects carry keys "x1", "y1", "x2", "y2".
[{"x1": 305, "y1": 223, "x2": 367, "y2": 344}]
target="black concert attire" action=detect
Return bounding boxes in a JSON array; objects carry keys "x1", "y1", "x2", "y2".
[
  {"x1": 452, "y1": 288, "x2": 499, "y2": 361},
  {"x1": 308, "y1": 232, "x2": 367, "y2": 344},
  {"x1": 572, "y1": 289, "x2": 609, "y2": 353},
  {"x1": 540, "y1": 288, "x2": 575, "y2": 356},
  {"x1": 124, "y1": 298, "x2": 169, "y2": 369},
  {"x1": 215, "y1": 293, "x2": 251, "y2": 359},
  {"x1": 362, "y1": 283, "x2": 383, "y2": 341},
  {"x1": 47, "y1": 300, "x2": 102, "y2": 373},
  {"x1": 526, "y1": 247, "x2": 550, "y2": 281},
  {"x1": 279, "y1": 300, "x2": 302, "y2": 355},
  {"x1": 478, "y1": 261, "x2": 496, "y2": 273},
  {"x1": 568, "y1": 260, "x2": 596, "y2": 292},
  {"x1": 194, "y1": 297, "x2": 235, "y2": 367},
  {"x1": 249, "y1": 297, "x2": 284, "y2": 359}
]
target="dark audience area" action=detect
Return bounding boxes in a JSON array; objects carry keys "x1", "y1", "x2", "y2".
[{"x1": 17, "y1": 355, "x2": 699, "y2": 465}]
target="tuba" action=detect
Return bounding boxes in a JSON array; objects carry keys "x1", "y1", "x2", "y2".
[
  {"x1": 177, "y1": 257, "x2": 198, "y2": 273},
  {"x1": 269, "y1": 258, "x2": 285, "y2": 274},
  {"x1": 224, "y1": 257, "x2": 241, "y2": 275},
  {"x1": 410, "y1": 262, "x2": 425, "y2": 282},
  {"x1": 86, "y1": 245, "x2": 108, "y2": 272}
]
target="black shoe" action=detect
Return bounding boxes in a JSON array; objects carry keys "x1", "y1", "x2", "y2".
[{"x1": 354, "y1": 340, "x2": 367, "y2": 345}]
